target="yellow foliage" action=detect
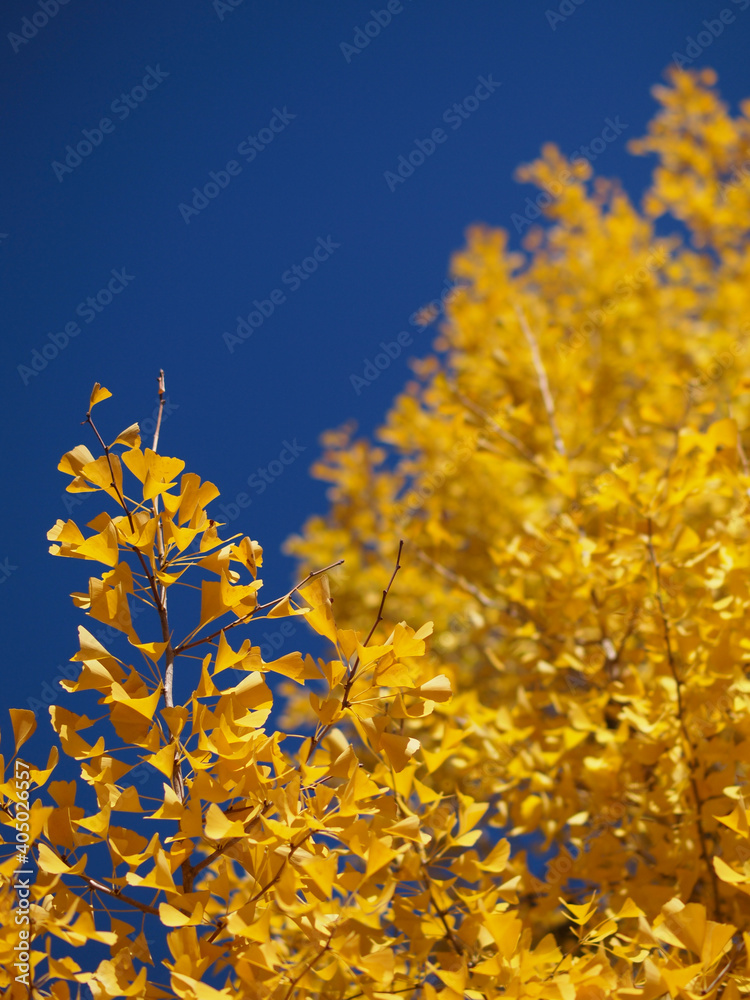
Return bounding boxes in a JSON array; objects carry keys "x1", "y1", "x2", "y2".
[
  {"x1": 3, "y1": 66, "x2": 750, "y2": 997},
  {"x1": 285, "y1": 67, "x2": 750, "y2": 995}
]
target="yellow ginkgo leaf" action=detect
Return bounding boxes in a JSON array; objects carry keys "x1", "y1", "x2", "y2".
[
  {"x1": 379, "y1": 732, "x2": 420, "y2": 772},
  {"x1": 560, "y1": 893, "x2": 598, "y2": 925},
  {"x1": 37, "y1": 842, "x2": 87, "y2": 875},
  {"x1": 112, "y1": 423, "x2": 141, "y2": 448},
  {"x1": 9, "y1": 708, "x2": 36, "y2": 751},
  {"x1": 89, "y1": 383, "x2": 112, "y2": 409}
]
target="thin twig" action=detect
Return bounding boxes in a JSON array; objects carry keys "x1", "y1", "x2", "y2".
[
  {"x1": 515, "y1": 304, "x2": 567, "y2": 458},
  {"x1": 186, "y1": 803, "x2": 270, "y2": 882},
  {"x1": 151, "y1": 369, "x2": 166, "y2": 454},
  {"x1": 452, "y1": 388, "x2": 552, "y2": 477},
  {"x1": 174, "y1": 559, "x2": 344, "y2": 655},
  {"x1": 342, "y1": 984, "x2": 424, "y2": 1000},
  {"x1": 424, "y1": 873, "x2": 464, "y2": 955},
  {"x1": 84, "y1": 412, "x2": 136, "y2": 534},
  {"x1": 359, "y1": 540, "x2": 404, "y2": 652},
  {"x1": 145, "y1": 372, "x2": 185, "y2": 810},
  {"x1": 282, "y1": 930, "x2": 336, "y2": 1000},
  {"x1": 729, "y1": 402, "x2": 750, "y2": 477},
  {"x1": 612, "y1": 602, "x2": 640, "y2": 670},
  {"x1": 83, "y1": 877, "x2": 160, "y2": 916},
  {"x1": 414, "y1": 549, "x2": 500, "y2": 609},
  {"x1": 87, "y1": 385, "x2": 187, "y2": 880},
  {"x1": 49, "y1": 838, "x2": 164, "y2": 918},
  {"x1": 646, "y1": 518, "x2": 720, "y2": 919},
  {"x1": 84, "y1": 413, "x2": 164, "y2": 619},
  {"x1": 340, "y1": 540, "x2": 404, "y2": 707},
  {"x1": 248, "y1": 832, "x2": 312, "y2": 903},
  {"x1": 386, "y1": 765, "x2": 465, "y2": 960},
  {"x1": 307, "y1": 544, "x2": 403, "y2": 761}
]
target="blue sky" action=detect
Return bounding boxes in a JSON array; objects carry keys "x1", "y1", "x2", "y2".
[{"x1": 1, "y1": 0, "x2": 748, "y2": 728}]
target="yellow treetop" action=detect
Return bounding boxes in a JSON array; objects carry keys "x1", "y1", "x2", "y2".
[{"x1": 3, "y1": 66, "x2": 750, "y2": 998}]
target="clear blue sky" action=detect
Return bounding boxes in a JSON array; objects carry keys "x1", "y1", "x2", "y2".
[{"x1": 1, "y1": 0, "x2": 748, "y2": 721}]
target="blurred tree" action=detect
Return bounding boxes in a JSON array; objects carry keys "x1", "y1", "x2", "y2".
[{"x1": 4, "y1": 67, "x2": 750, "y2": 998}]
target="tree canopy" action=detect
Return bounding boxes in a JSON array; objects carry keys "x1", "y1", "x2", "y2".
[{"x1": 4, "y1": 66, "x2": 750, "y2": 999}]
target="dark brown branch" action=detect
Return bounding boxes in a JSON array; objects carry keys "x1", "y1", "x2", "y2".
[
  {"x1": 341, "y1": 539, "x2": 404, "y2": 708},
  {"x1": 646, "y1": 518, "x2": 720, "y2": 919},
  {"x1": 361, "y1": 539, "x2": 404, "y2": 651},
  {"x1": 151, "y1": 369, "x2": 166, "y2": 453},
  {"x1": 174, "y1": 559, "x2": 344, "y2": 655},
  {"x1": 282, "y1": 931, "x2": 335, "y2": 1000},
  {"x1": 248, "y1": 832, "x2": 312, "y2": 904},
  {"x1": 425, "y1": 878, "x2": 464, "y2": 955},
  {"x1": 306, "y1": 543, "x2": 403, "y2": 763},
  {"x1": 185, "y1": 803, "x2": 270, "y2": 882},
  {"x1": 83, "y1": 876, "x2": 161, "y2": 917}
]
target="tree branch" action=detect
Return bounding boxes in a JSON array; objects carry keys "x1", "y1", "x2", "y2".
[
  {"x1": 646, "y1": 518, "x2": 720, "y2": 919},
  {"x1": 515, "y1": 304, "x2": 567, "y2": 459},
  {"x1": 174, "y1": 559, "x2": 344, "y2": 655},
  {"x1": 307, "y1": 543, "x2": 403, "y2": 761},
  {"x1": 452, "y1": 387, "x2": 552, "y2": 478},
  {"x1": 145, "y1": 372, "x2": 186, "y2": 810}
]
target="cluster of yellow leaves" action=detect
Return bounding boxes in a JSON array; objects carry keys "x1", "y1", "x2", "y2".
[
  {"x1": 1, "y1": 386, "x2": 537, "y2": 998},
  {"x1": 284, "y1": 68, "x2": 750, "y2": 995},
  {"x1": 3, "y1": 65, "x2": 750, "y2": 1000}
]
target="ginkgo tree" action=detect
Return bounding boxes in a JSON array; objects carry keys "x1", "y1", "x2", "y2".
[
  {"x1": 4, "y1": 64, "x2": 750, "y2": 999},
  {"x1": 1, "y1": 380, "x2": 527, "y2": 1000},
  {"x1": 285, "y1": 66, "x2": 750, "y2": 995}
]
